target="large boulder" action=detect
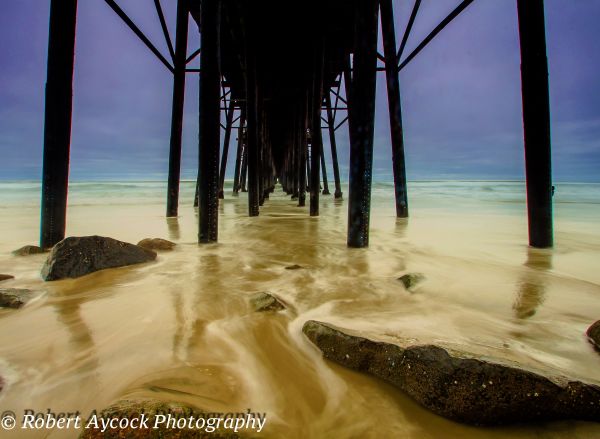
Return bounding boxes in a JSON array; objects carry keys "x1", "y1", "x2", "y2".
[
  {"x1": 12, "y1": 245, "x2": 46, "y2": 256},
  {"x1": 137, "y1": 238, "x2": 176, "y2": 251},
  {"x1": 303, "y1": 320, "x2": 600, "y2": 426},
  {"x1": 588, "y1": 320, "x2": 600, "y2": 350},
  {"x1": 41, "y1": 236, "x2": 157, "y2": 281},
  {"x1": 0, "y1": 288, "x2": 33, "y2": 309}
]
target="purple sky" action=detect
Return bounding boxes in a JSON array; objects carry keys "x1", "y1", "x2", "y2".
[{"x1": 1, "y1": 0, "x2": 599, "y2": 181}]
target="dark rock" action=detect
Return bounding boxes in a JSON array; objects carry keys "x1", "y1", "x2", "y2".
[
  {"x1": 587, "y1": 320, "x2": 600, "y2": 350},
  {"x1": 0, "y1": 274, "x2": 15, "y2": 282},
  {"x1": 302, "y1": 320, "x2": 600, "y2": 426},
  {"x1": 397, "y1": 273, "x2": 425, "y2": 290},
  {"x1": 0, "y1": 375, "x2": 4, "y2": 393},
  {"x1": 137, "y1": 238, "x2": 176, "y2": 251},
  {"x1": 285, "y1": 264, "x2": 303, "y2": 270},
  {"x1": 0, "y1": 288, "x2": 33, "y2": 309},
  {"x1": 79, "y1": 399, "x2": 247, "y2": 439},
  {"x1": 41, "y1": 236, "x2": 157, "y2": 281},
  {"x1": 250, "y1": 292, "x2": 286, "y2": 312},
  {"x1": 12, "y1": 245, "x2": 46, "y2": 256}
]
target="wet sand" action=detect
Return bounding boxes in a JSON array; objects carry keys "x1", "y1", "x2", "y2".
[{"x1": 0, "y1": 181, "x2": 599, "y2": 438}]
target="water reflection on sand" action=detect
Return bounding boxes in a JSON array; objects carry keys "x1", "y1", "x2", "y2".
[{"x1": 0, "y1": 183, "x2": 599, "y2": 438}]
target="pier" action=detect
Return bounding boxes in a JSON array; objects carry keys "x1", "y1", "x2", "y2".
[{"x1": 40, "y1": 0, "x2": 554, "y2": 249}]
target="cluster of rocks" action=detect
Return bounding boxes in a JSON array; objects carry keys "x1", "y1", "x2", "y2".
[
  {"x1": 9, "y1": 236, "x2": 176, "y2": 283},
  {"x1": 303, "y1": 320, "x2": 600, "y2": 425},
  {"x1": 41, "y1": 236, "x2": 158, "y2": 281},
  {"x1": 1, "y1": 236, "x2": 176, "y2": 310}
]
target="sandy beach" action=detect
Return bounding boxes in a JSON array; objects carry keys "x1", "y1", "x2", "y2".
[{"x1": 0, "y1": 180, "x2": 599, "y2": 438}]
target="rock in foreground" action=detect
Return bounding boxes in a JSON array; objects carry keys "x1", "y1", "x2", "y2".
[
  {"x1": 79, "y1": 400, "x2": 246, "y2": 439},
  {"x1": 302, "y1": 320, "x2": 600, "y2": 425},
  {"x1": 0, "y1": 288, "x2": 33, "y2": 309},
  {"x1": 42, "y1": 236, "x2": 157, "y2": 281},
  {"x1": 137, "y1": 238, "x2": 176, "y2": 251},
  {"x1": 12, "y1": 245, "x2": 46, "y2": 256},
  {"x1": 0, "y1": 274, "x2": 15, "y2": 282},
  {"x1": 397, "y1": 273, "x2": 425, "y2": 290},
  {"x1": 250, "y1": 292, "x2": 286, "y2": 312},
  {"x1": 285, "y1": 264, "x2": 303, "y2": 270},
  {"x1": 588, "y1": 320, "x2": 600, "y2": 350}
]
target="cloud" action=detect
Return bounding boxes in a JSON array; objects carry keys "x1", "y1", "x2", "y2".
[{"x1": 1, "y1": 1, "x2": 600, "y2": 182}]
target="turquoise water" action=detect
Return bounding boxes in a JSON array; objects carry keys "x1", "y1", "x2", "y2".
[{"x1": 1, "y1": 180, "x2": 599, "y2": 211}]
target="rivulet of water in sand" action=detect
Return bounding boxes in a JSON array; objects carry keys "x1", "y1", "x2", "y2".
[{"x1": 0, "y1": 180, "x2": 599, "y2": 438}]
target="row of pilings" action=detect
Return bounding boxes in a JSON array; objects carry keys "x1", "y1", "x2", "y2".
[{"x1": 39, "y1": 0, "x2": 553, "y2": 249}]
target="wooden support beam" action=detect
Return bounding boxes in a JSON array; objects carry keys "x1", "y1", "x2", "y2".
[
  {"x1": 40, "y1": 0, "x2": 78, "y2": 249},
  {"x1": 347, "y1": 0, "x2": 379, "y2": 248},
  {"x1": 517, "y1": 0, "x2": 553, "y2": 248},
  {"x1": 198, "y1": 0, "x2": 221, "y2": 243},
  {"x1": 381, "y1": 0, "x2": 409, "y2": 218},
  {"x1": 166, "y1": 0, "x2": 189, "y2": 217},
  {"x1": 218, "y1": 98, "x2": 235, "y2": 198},
  {"x1": 325, "y1": 93, "x2": 343, "y2": 199}
]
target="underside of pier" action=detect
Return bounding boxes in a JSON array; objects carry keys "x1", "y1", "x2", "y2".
[{"x1": 39, "y1": 0, "x2": 554, "y2": 249}]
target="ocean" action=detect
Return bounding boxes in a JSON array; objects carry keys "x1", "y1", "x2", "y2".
[{"x1": 0, "y1": 180, "x2": 599, "y2": 438}]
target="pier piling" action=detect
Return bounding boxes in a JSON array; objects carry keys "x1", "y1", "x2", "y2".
[
  {"x1": 245, "y1": 47, "x2": 260, "y2": 216},
  {"x1": 36, "y1": 0, "x2": 557, "y2": 249},
  {"x1": 198, "y1": 0, "x2": 221, "y2": 243},
  {"x1": 310, "y1": 45, "x2": 324, "y2": 216},
  {"x1": 219, "y1": 98, "x2": 235, "y2": 199},
  {"x1": 380, "y1": 0, "x2": 409, "y2": 218},
  {"x1": 347, "y1": 0, "x2": 379, "y2": 248},
  {"x1": 232, "y1": 109, "x2": 246, "y2": 194},
  {"x1": 166, "y1": 0, "x2": 189, "y2": 217},
  {"x1": 517, "y1": 0, "x2": 553, "y2": 248},
  {"x1": 325, "y1": 94, "x2": 343, "y2": 199},
  {"x1": 40, "y1": 0, "x2": 78, "y2": 249}
]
